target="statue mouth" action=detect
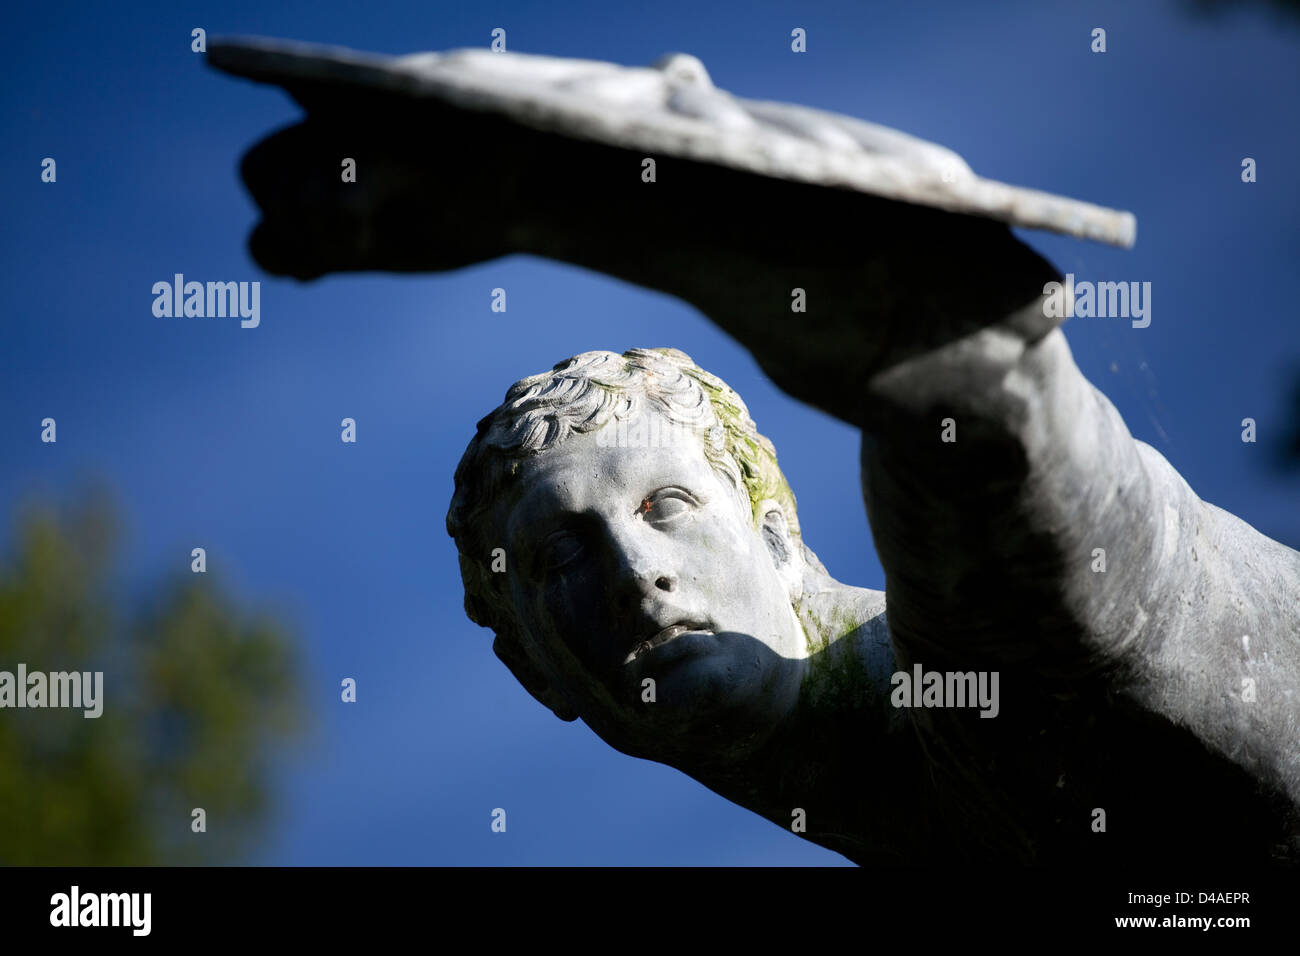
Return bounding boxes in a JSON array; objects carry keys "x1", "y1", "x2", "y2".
[{"x1": 624, "y1": 621, "x2": 713, "y2": 665}]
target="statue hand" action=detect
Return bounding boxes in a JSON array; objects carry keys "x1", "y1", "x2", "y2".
[{"x1": 237, "y1": 112, "x2": 519, "y2": 280}]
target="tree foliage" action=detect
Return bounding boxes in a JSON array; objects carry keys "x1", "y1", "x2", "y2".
[{"x1": 0, "y1": 492, "x2": 305, "y2": 864}]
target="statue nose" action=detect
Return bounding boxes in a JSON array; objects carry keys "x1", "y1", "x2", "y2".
[
  {"x1": 609, "y1": 527, "x2": 677, "y2": 602},
  {"x1": 615, "y1": 569, "x2": 678, "y2": 619},
  {"x1": 621, "y1": 559, "x2": 677, "y2": 596}
]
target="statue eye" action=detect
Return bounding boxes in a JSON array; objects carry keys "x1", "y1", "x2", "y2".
[
  {"x1": 640, "y1": 488, "x2": 697, "y2": 523},
  {"x1": 539, "y1": 530, "x2": 584, "y2": 569}
]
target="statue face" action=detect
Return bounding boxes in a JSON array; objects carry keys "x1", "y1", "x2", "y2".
[{"x1": 496, "y1": 406, "x2": 809, "y2": 760}]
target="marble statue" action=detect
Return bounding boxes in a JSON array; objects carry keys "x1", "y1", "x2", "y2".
[{"x1": 209, "y1": 39, "x2": 1300, "y2": 864}]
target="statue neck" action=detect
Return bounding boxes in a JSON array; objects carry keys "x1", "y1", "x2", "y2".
[{"x1": 672, "y1": 581, "x2": 938, "y2": 863}]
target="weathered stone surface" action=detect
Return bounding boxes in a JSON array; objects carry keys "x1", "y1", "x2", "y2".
[
  {"x1": 210, "y1": 40, "x2": 1298, "y2": 865},
  {"x1": 208, "y1": 37, "x2": 1137, "y2": 247}
]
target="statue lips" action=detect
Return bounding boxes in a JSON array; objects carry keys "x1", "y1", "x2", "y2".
[{"x1": 623, "y1": 621, "x2": 715, "y2": 667}]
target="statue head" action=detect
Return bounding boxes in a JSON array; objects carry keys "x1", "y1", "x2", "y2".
[{"x1": 447, "y1": 348, "x2": 826, "y2": 763}]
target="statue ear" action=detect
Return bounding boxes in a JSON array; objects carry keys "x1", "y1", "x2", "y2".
[
  {"x1": 493, "y1": 634, "x2": 579, "y2": 722},
  {"x1": 758, "y1": 500, "x2": 803, "y2": 603}
]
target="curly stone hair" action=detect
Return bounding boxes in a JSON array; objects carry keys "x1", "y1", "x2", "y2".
[{"x1": 446, "y1": 347, "x2": 813, "y2": 670}]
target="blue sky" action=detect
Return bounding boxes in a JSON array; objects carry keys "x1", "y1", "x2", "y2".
[{"x1": 3, "y1": 0, "x2": 1297, "y2": 864}]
